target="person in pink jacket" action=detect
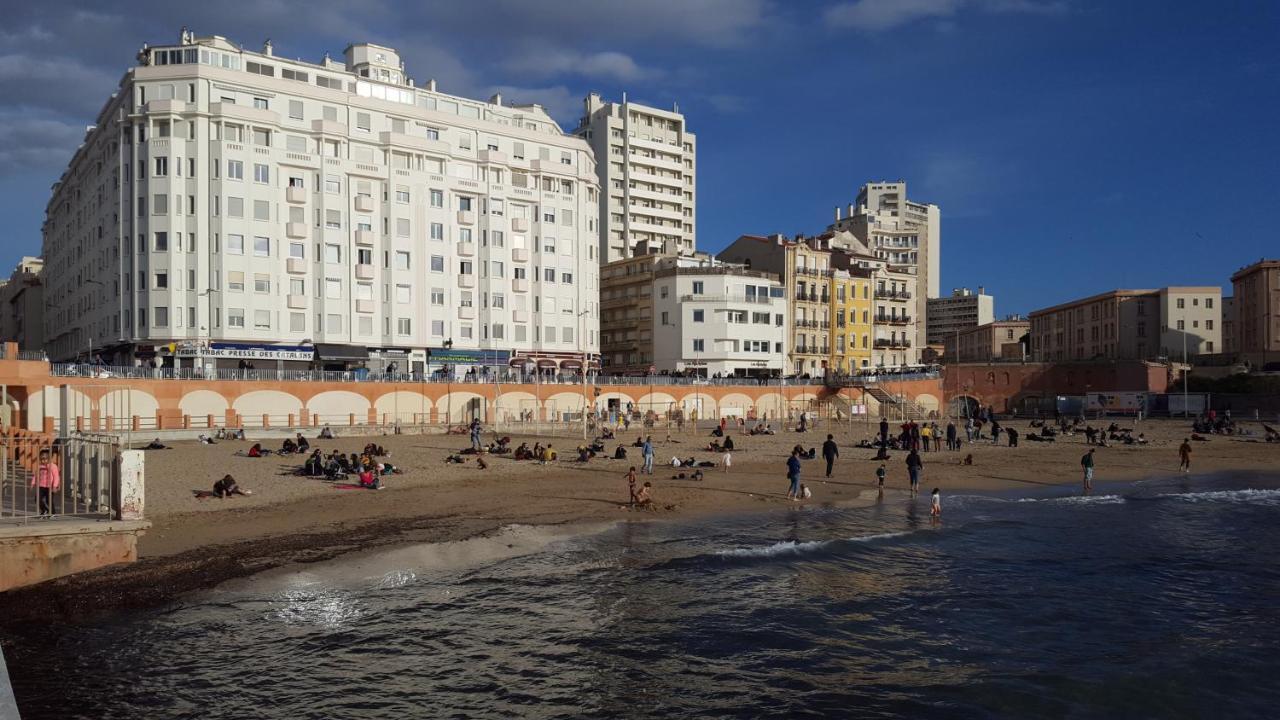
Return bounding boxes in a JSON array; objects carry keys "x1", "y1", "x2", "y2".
[{"x1": 31, "y1": 448, "x2": 61, "y2": 517}]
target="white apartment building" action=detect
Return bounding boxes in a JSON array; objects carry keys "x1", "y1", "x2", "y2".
[
  {"x1": 652, "y1": 257, "x2": 787, "y2": 377},
  {"x1": 41, "y1": 31, "x2": 601, "y2": 373},
  {"x1": 829, "y1": 181, "x2": 940, "y2": 339},
  {"x1": 574, "y1": 93, "x2": 696, "y2": 262},
  {"x1": 926, "y1": 287, "x2": 995, "y2": 345}
]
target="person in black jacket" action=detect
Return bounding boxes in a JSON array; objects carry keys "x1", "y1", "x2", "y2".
[{"x1": 822, "y1": 434, "x2": 839, "y2": 478}]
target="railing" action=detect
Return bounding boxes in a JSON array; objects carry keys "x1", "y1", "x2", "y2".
[
  {"x1": 873, "y1": 339, "x2": 913, "y2": 349},
  {"x1": 678, "y1": 294, "x2": 772, "y2": 304},
  {"x1": 1, "y1": 433, "x2": 119, "y2": 524},
  {"x1": 877, "y1": 315, "x2": 913, "y2": 325},
  {"x1": 49, "y1": 363, "x2": 832, "y2": 387},
  {"x1": 875, "y1": 290, "x2": 914, "y2": 300}
]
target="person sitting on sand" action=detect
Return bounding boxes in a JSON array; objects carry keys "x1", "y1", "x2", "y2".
[
  {"x1": 445, "y1": 454, "x2": 465, "y2": 464},
  {"x1": 246, "y1": 443, "x2": 264, "y2": 458},
  {"x1": 215, "y1": 428, "x2": 228, "y2": 440},
  {"x1": 540, "y1": 444, "x2": 557, "y2": 464},
  {"x1": 577, "y1": 446, "x2": 592, "y2": 462},
  {"x1": 304, "y1": 450, "x2": 324, "y2": 476},
  {"x1": 707, "y1": 441, "x2": 724, "y2": 453},
  {"x1": 633, "y1": 436, "x2": 645, "y2": 448},
  {"x1": 723, "y1": 435, "x2": 735, "y2": 451},
  {"x1": 196, "y1": 474, "x2": 253, "y2": 499},
  {"x1": 281, "y1": 438, "x2": 297, "y2": 454},
  {"x1": 588, "y1": 439, "x2": 606, "y2": 454},
  {"x1": 144, "y1": 438, "x2": 168, "y2": 450},
  {"x1": 514, "y1": 443, "x2": 531, "y2": 460},
  {"x1": 614, "y1": 445, "x2": 628, "y2": 460},
  {"x1": 197, "y1": 434, "x2": 216, "y2": 445},
  {"x1": 296, "y1": 434, "x2": 310, "y2": 454},
  {"x1": 532, "y1": 443, "x2": 544, "y2": 460},
  {"x1": 634, "y1": 481, "x2": 653, "y2": 509},
  {"x1": 318, "y1": 426, "x2": 335, "y2": 439},
  {"x1": 692, "y1": 468, "x2": 705, "y2": 481},
  {"x1": 600, "y1": 426, "x2": 615, "y2": 440},
  {"x1": 358, "y1": 466, "x2": 382, "y2": 490}
]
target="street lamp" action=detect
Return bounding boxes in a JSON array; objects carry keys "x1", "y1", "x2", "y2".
[
  {"x1": 200, "y1": 288, "x2": 220, "y2": 376},
  {"x1": 579, "y1": 309, "x2": 590, "y2": 440}
]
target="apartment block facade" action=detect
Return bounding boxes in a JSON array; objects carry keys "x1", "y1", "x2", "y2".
[
  {"x1": 926, "y1": 287, "x2": 994, "y2": 345},
  {"x1": 0, "y1": 257, "x2": 45, "y2": 353},
  {"x1": 598, "y1": 254, "x2": 785, "y2": 377},
  {"x1": 1230, "y1": 259, "x2": 1280, "y2": 357},
  {"x1": 1029, "y1": 287, "x2": 1221, "y2": 362},
  {"x1": 41, "y1": 32, "x2": 601, "y2": 373},
  {"x1": 829, "y1": 181, "x2": 940, "y2": 336},
  {"x1": 945, "y1": 319, "x2": 1029, "y2": 363},
  {"x1": 575, "y1": 93, "x2": 696, "y2": 262}
]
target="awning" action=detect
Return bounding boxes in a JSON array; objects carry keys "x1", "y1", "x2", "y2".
[
  {"x1": 560, "y1": 359, "x2": 583, "y2": 369},
  {"x1": 536, "y1": 359, "x2": 558, "y2": 368},
  {"x1": 314, "y1": 344, "x2": 369, "y2": 361}
]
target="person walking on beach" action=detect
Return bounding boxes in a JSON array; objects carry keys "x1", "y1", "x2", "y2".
[
  {"x1": 906, "y1": 448, "x2": 923, "y2": 497},
  {"x1": 1007, "y1": 427, "x2": 1018, "y2": 448},
  {"x1": 1179, "y1": 438, "x2": 1192, "y2": 473},
  {"x1": 642, "y1": 436, "x2": 655, "y2": 475},
  {"x1": 946, "y1": 421, "x2": 957, "y2": 451},
  {"x1": 1081, "y1": 448, "x2": 1095, "y2": 494},
  {"x1": 786, "y1": 450, "x2": 803, "y2": 500},
  {"x1": 990, "y1": 417, "x2": 1001, "y2": 444},
  {"x1": 931, "y1": 487, "x2": 942, "y2": 517},
  {"x1": 469, "y1": 418, "x2": 482, "y2": 452},
  {"x1": 822, "y1": 434, "x2": 839, "y2": 478},
  {"x1": 31, "y1": 448, "x2": 61, "y2": 517}
]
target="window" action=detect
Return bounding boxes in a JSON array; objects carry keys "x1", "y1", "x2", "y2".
[
  {"x1": 253, "y1": 310, "x2": 271, "y2": 329},
  {"x1": 356, "y1": 112, "x2": 371, "y2": 132},
  {"x1": 432, "y1": 320, "x2": 445, "y2": 336},
  {"x1": 430, "y1": 255, "x2": 445, "y2": 272},
  {"x1": 254, "y1": 274, "x2": 270, "y2": 293},
  {"x1": 254, "y1": 236, "x2": 270, "y2": 256},
  {"x1": 253, "y1": 200, "x2": 270, "y2": 220},
  {"x1": 154, "y1": 157, "x2": 168, "y2": 176},
  {"x1": 288, "y1": 100, "x2": 304, "y2": 120},
  {"x1": 357, "y1": 248, "x2": 373, "y2": 265},
  {"x1": 289, "y1": 242, "x2": 305, "y2": 259},
  {"x1": 1176, "y1": 298, "x2": 1185, "y2": 309},
  {"x1": 458, "y1": 196, "x2": 473, "y2": 212},
  {"x1": 325, "y1": 279, "x2": 342, "y2": 299},
  {"x1": 325, "y1": 177, "x2": 341, "y2": 194},
  {"x1": 227, "y1": 197, "x2": 244, "y2": 217},
  {"x1": 290, "y1": 313, "x2": 306, "y2": 332},
  {"x1": 430, "y1": 223, "x2": 444, "y2": 241},
  {"x1": 324, "y1": 244, "x2": 341, "y2": 263},
  {"x1": 692, "y1": 281, "x2": 705, "y2": 295},
  {"x1": 491, "y1": 261, "x2": 505, "y2": 278},
  {"x1": 253, "y1": 163, "x2": 269, "y2": 183},
  {"x1": 228, "y1": 308, "x2": 245, "y2": 328},
  {"x1": 561, "y1": 272, "x2": 573, "y2": 284},
  {"x1": 395, "y1": 189, "x2": 410, "y2": 204},
  {"x1": 1177, "y1": 319, "x2": 1185, "y2": 330},
  {"x1": 154, "y1": 231, "x2": 169, "y2": 251},
  {"x1": 1206, "y1": 319, "x2": 1214, "y2": 330},
  {"x1": 459, "y1": 260, "x2": 473, "y2": 275},
  {"x1": 326, "y1": 314, "x2": 343, "y2": 333},
  {"x1": 544, "y1": 268, "x2": 556, "y2": 282},
  {"x1": 693, "y1": 339, "x2": 705, "y2": 352},
  {"x1": 154, "y1": 272, "x2": 168, "y2": 289},
  {"x1": 325, "y1": 210, "x2": 342, "y2": 229},
  {"x1": 430, "y1": 189, "x2": 444, "y2": 208},
  {"x1": 252, "y1": 128, "x2": 270, "y2": 146},
  {"x1": 227, "y1": 160, "x2": 243, "y2": 179},
  {"x1": 355, "y1": 283, "x2": 373, "y2": 300},
  {"x1": 431, "y1": 288, "x2": 445, "y2": 305},
  {"x1": 397, "y1": 318, "x2": 411, "y2": 335},
  {"x1": 227, "y1": 234, "x2": 245, "y2": 254},
  {"x1": 396, "y1": 218, "x2": 410, "y2": 237},
  {"x1": 1206, "y1": 297, "x2": 1214, "y2": 309},
  {"x1": 290, "y1": 278, "x2": 305, "y2": 295}
]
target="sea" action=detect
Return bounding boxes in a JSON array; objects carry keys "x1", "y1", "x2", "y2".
[{"x1": 7, "y1": 471, "x2": 1280, "y2": 719}]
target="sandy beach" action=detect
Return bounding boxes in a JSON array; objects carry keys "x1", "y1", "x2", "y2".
[{"x1": 2, "y1": 415, "x2": 1276, "y2": 621}]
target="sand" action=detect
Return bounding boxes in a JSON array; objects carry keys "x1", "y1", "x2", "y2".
[{"x1": 2, "y1": 416, "x2": 1276, "y2": 622}]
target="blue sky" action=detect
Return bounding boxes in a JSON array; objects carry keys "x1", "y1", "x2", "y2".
[{"x1": 1, "y1": 0, "x2": 1276, "y2": 315}]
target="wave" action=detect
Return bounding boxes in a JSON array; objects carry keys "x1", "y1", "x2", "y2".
[
  {"x1": 960, "y1": 494, "x2": 1125, "y2": 506},
  {"x1": 1155, "y1": 488, "x2": 1280, "y2": 505},
  {"x1": 714, "y1": 531, "x2": 912, "y2": 559}
]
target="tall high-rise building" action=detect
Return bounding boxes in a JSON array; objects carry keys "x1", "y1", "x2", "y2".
[
  {"x1": 574, "y1": 93, "x2": 696, "y2": 263},
  {"x1": 829, "y1": 181, "x2": 940, "y2": 339},
  {"x1": 41, "y1": 31, "x2": 601, "y2": 374},
  {"x1": 926, "y1": 287, "x2": 994, "y2": 345}
]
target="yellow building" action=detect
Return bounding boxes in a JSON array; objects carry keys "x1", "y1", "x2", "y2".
[{"x1": 831, "y1": 270, "x2": 873, "y2": 372}]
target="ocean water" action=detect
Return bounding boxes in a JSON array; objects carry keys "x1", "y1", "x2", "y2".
[{"x1": 9, "y1": 472, "x2": 1280, "y2": 719}]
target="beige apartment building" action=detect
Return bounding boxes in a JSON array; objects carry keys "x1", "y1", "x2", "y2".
[
  {"x1": 829, "y1": 181, "x2": 940, "y2": 335},
  {"x1": 1029, "y1": 287, "x2": 1221, "y2": 362},
  {"x1": 575, "y1": 93, "x2": 695, "y2": 262},
  {"x1": 1230, "y1": 259, "x2": 1280, "y2": 357},
  {"x1": 946, "y1": 319, "x2": 1028, "y2": 363},
  {"x1": 0, "y1": 257, "x2": 45, "y2": 353}
]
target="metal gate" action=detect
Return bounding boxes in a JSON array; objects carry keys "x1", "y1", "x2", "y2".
[{"x1": 1, "y1": 433, "x2": 120, "y2": 523}]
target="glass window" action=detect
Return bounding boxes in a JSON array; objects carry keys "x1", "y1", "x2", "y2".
[{"x1": 254, "y1": 237, "x2": 270, "y2": 256}]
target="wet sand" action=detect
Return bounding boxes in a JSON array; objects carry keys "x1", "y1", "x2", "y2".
[{"x1": 2, "y1": 417, "x2": 1275, "y2": 622}]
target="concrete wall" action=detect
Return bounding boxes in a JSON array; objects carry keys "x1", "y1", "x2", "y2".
[
  {"x1": 943, "y1": 361, "x2": 1171, "y2": 414},
  {"x1": 0, "y1": 521, "x2": 148, "y2": 592}
]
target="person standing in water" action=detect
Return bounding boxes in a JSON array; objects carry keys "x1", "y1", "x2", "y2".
[
  {"x1": 930, "y1": 487, "x2": 942, "y2": 517},
  {"x1": 906, "y1": 448, "x2": 923, "y2": 497},
  {"x1": 875, "y1": 462, "x2": 886, "y2": 490},
  {"x1": 1178, "y1": 438, "x2": 1192, "y2": 473},
  {"x1": 1081, "y1": 448, "x2": 1096, "y2": 493}
]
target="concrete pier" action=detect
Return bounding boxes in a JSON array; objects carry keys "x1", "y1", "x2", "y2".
[{"x1": 0, "y1": 520, "x2": 149, "y2": 592}]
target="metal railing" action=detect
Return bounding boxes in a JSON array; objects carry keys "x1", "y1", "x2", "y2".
[{"x1": 1, "y1": 433, "x2": 119, "y2": 524}]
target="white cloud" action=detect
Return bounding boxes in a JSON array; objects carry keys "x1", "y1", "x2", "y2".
[
  {"x1": 486, "y1": 85, "x2": 581, "y2": 127},
  {"x1": 503, "y1": 49, "x2": 653, "y2": 82},
  {"x1": 707, "y1": 94, "x2": 749, "y2": 113},
  {"x1": 824, "y1": 0, "x2": 1067, "y2": 31}
]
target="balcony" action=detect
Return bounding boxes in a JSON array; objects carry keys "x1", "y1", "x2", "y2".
[
  {"x1": 458, "y1": 305, "x2": 475, "y2": 320},
  {"x1": 354, "y1": 195, "x2": 375, "y2": 213},
  {"x1": 512, "y1": 278, "x2": 529, "y2": 293},
  {"x1": 877, "y1": 315, "x2": 912, "y2": 325},
  {"x1": 286, "y1": 222, "x2": 307, "y2": 239},
  {"x1": 354, "y1": 230, "x2": 374, "y2": 246},
  {"x1": 286, "y1": 258, "x2": 307, "y2": 274},
  {"x1": 458, "y1": 210, "x2": 475, "y2": 226},
  {"x1": 512, "y1": 247, "x2": 529, "y2": 262},
  {"x1": 458, "y1": 274, "x2": 475, "y2": 288},
  {"x1": 311, "y1": 119, "x2": 348, "y2": 136},
  {"x1": 795, "y1": 267, "x2": 835, "y2": 278},
  {"x1": 355, "y1": 264, "x2": 375, "y2": 280},
  {"x1": 874, "y1": 338, "x2": 912, "y2": 349},
  {"x1": 511, "y1": 217, "x2": 529, "y2": 232},
  {"x1": 794, "y1": 292, "x2": 820, "y2": 302},
  {"x1": 355, "y1": 299, "x2": 375, "y2": 314},
  {"x1": 457, "y1": 241, "x2": 475, "y2": 257},
  {"x1": 287, "y1": 294, "x2": 307, "y2": 309},
  {"x1": 286, "y1": 186, "x2": 307, "y2": 204},
  {"x1": 874, "y1": 289, "x2": 913, "y2": 301},
  {"x1": 478, "y1": 149, "x2": 508, "y2": 164}
]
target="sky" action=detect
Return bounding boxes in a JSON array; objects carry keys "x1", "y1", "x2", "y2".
[{"x1": 1, "y1": 0, "x2": 1277, "y2": 315}]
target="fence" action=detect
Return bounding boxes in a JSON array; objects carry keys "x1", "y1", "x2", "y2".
[{"x1": 1, "y1": 432, "x2": 120, "y2": 524}]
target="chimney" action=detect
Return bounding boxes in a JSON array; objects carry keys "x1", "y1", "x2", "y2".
[
  {"x1": 834, "y1": 206, "x2": 842, "y2": 222},
  {"x1": 426, "y1": 79, "x2": 437, "y2": 92},
  {"x1": 847, "y1": 203, "x2": 855, "y2": 217}
]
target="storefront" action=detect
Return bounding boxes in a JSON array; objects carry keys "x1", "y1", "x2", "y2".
[
  {"x1": 174, "y1": 342, "x2": 316, "y2": 372},
  {"x1": 424, "y1": 348, "x2": 511, "y2": 378},
  {"x1": 314, "y1": 344, "x2": 369, "y2": 371}
]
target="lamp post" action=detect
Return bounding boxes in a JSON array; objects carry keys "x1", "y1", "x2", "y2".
[
  {"x1": 443, "y1": 338, "x2": 454, "y2": 426},
  {"x1": 200, "y1": 288, "x2": 220, "y2": 377},
  {"x1": 579, "y1": 309, "x2": 590, "y2": 440}
]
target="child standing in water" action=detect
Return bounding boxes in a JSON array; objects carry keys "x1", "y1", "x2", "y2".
[
  {"x1": 931, "y1": 487, "x2": 942, "y2": 517},
  {"x1": 875, "y1": 463, "x2": 886, "y2": 490}
]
